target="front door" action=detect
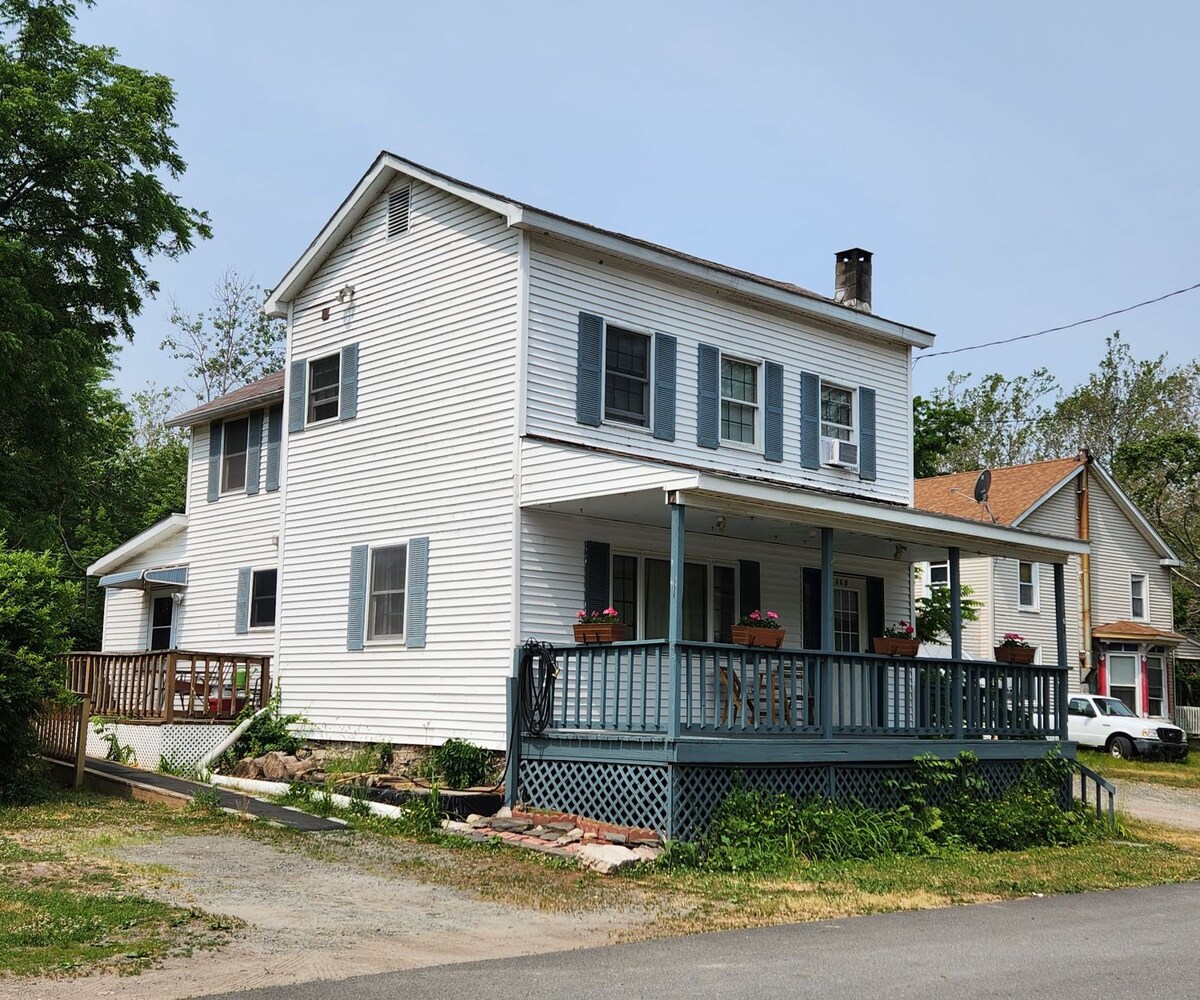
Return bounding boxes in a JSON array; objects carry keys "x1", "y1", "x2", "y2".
[
  {"x1": 148, "y1": 592, "x2": 174, "y2": 650},
  {"x1": 833, "y1": 576, "x2": 866, "y2": 653}
]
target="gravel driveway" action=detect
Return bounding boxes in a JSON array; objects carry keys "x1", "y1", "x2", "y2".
[
  {"x1": 17, "y1": 834, "x2": 636, "y2": 1000},
  {"x1": 1116, "y1": 780, "x2": 1200, "y2": 830}
]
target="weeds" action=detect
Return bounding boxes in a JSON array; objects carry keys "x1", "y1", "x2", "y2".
[
  {"x1": 217, "y1": 691, "x2": 309, "y2": 770},
  {"x1": 189, "y1": 787, "x2": 223, "y2": 815},
  {"x1": 91, "y1": 719, "x2": 136, "y2": 765},
  {"x1": 430, "y1": 738, "x2": 494, "y2": 789}
]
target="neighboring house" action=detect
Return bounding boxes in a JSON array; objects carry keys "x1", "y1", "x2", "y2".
[
  {"x1": 84, "y1": 152, "x2": 1090, "y2": 835},
  {"x1": 915, "y1": 454, "x2": 1184, "y2": 718}
]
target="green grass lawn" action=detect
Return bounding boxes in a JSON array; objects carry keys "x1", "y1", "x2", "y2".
[
  {"x1": 1078, "y1": 746, "x2": 1200, "y2": 790},
  {"x1": 0, "y1": 790, "x2": 238, "y2": 978}
]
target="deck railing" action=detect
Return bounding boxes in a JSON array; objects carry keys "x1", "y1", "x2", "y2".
[
  {"x1": 540, "y1": 640, "x2": 1067, "y2": 741},
  {"x1": 35, "y1": 695, "x2": 90, "y2": 787},
  {"x1": 63, "y1": 649, "x2": 271, "y2": 722}
]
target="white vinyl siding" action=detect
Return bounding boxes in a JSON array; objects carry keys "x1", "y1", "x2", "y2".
[
  {"x1": 525, "y1": 240, "x2": 912, "y2": 503},
  {"x1": 99, "y1": 529, "x2": 190, "y2": 651},
  {"x1": 277, "y1": 177, "x2": 519, "y2": 748}
]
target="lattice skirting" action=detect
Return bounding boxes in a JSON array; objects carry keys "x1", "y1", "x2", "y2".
[
  {"x1": 86, "y1": 723, "x2": 234, "y2": 771},
  {"x1": 518, "y1": 757, "x2": 1036, "y2": 840}
]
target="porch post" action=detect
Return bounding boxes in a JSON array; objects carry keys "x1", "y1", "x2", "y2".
[
  {"x1": 949, "y1": 547, "x2": 964, "y2": 739},
  {"x1": 1054, "y1": 562, "x2": 1070, "y2": 741},
  {"x1": 667, "y1": 500, "x2": 685, "y2": 741},
  {"x1": 820, "y1": 527, "x2": 834, "y2": 740}
]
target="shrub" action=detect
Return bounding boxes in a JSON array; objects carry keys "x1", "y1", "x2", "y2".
[
  {"x1": 430, "y1": 738, "x2": 493, "y2": 789},
  {"x1": 0, "y1": 546, "x2": 78, "y2": 804}
]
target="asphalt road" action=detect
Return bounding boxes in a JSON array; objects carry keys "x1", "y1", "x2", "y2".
[{"x1": 209, "y1": 882, "x2": 1197, "y2": 1000}]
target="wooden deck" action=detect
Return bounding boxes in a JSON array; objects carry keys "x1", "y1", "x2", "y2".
[{"x1": 64, "y1": 649, "x2": 271, "y2": 722}]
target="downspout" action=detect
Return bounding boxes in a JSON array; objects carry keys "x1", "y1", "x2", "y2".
[
  {"x1": 1078, "y1": 448, "x2": 1094, "y2": 689},
  {"x1": 196, "y1": 699, "x2": 273, "y2": 781}
]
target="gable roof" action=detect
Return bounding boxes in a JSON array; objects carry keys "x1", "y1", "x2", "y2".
[
  {"x1": 87, "y1": 513, "x2": 188, "y2": 577},
  {"x1": 914, "y1": 456, "x2": 1180, "y2": 564},
  {"x1": 1092, "y1": 620, "x2": 1186, "y2": 644},
  {"x1": 914, "y1": 457, "x2": 1084, "y2": 527},
  {"x1": 166, "y1": 371, "x2": 285, "y2": 429},
  {"x1": 262, "y1": 151, "x2": 935, "y2": 349}
]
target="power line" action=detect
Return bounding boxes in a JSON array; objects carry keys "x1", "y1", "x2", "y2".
[{"x1": 914, "y1": 280, "x2": 1200, "y2": 363}]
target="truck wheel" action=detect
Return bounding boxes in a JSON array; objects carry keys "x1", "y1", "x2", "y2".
[{"x1": 1109, "y1": 735, "x2": 1135, "y2": 759}]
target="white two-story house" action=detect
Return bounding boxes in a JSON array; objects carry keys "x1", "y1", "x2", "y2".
[
  {"x1": 915, "y1": 455, "x2": 1183, "y2": 719},
  {"x1": 86, "y1": 153, "x2": 1089, "y2": 835}
]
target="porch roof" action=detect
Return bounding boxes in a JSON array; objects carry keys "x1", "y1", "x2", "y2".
[
  {"x1": 98, "y1": 566, "x2": 189, "y2": 591},
  {"x1": 523, "y1": 470, "x2": 1088, "y2": 564}
]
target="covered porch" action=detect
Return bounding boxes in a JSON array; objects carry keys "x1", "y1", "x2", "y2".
[{"x1": 508, "y1": 468, "x2": 1088, "y2": 838}]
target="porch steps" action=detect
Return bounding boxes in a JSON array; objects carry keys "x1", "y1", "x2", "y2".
[{"x1": 69, "y1": 757, "x2": 346, "y2": 832}]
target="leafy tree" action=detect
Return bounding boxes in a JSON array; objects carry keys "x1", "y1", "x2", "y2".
[
  {"x1": 0, "y1": 0, "x2": 208, "y2": 550},
  {"x1": 0, "y1": 544, "x2": 78, "y2": 803},
  {"x1": 926, "y1": 369, "x2": 1059, "y2": 472},
  {"x1": 914, "y1": 583, "x2": 982, "y2": 644},
  {"x1": 162, "y1": 268, "x2": 285, "y2": 403},
  {"x1": 1043, "y1": 332, "x2": 1200, "y2": 466},
  {"x1": 912, "y1": 395, "x2": 974, "y2": 478}
]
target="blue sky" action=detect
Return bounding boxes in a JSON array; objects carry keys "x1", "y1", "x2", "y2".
[{"x1": 78, "y1": 1, "x2": 1200, "y2": 404}]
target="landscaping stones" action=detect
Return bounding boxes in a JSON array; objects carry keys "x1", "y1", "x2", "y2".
[{"x1": 437, "y1": 808, "x2": 662, "y2": 874}]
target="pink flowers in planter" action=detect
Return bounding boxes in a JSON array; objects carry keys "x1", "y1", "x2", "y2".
[
  {"x1": 882, "y1": 619, "x2": 916, "y2": 639},
  {"x1": 577, "y1": 607, "x2": 621, "y2": 624},
  {"x1": 999, "y1": 632, "x2": 1031, "y2": 648},
  {"x1": 736, "y1": 609, "x2": 782, "y2": 629}
]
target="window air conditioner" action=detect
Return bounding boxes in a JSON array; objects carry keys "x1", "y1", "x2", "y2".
[{"x1": 823, "y1": 438, "x2": 859, "y2": 470}]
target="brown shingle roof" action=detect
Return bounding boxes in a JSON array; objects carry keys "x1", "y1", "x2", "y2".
[
  {"x1": 914, "y1": 457, "x2": 1084, "y2": 526},
  {"x1": 1093, "y1": 620, "x2": 1186, "y2": 643},
  {"x1": 166, "y1": 371, "x2": 285, "y2": 428}
]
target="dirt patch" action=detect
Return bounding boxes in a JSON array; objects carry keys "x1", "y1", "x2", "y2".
[{"x1": 17, "y1": 833, "x2": 636, "y2": 999}]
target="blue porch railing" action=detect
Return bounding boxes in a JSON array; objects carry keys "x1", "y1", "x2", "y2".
[{"x1": 541, "y1": 640, "x2": 1068, "y2": 741}]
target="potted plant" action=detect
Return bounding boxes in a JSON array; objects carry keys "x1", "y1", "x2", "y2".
[
  {"x1": 872, "y1": 620, "x2": 920, "y2": 656},
  {"x1": 994, "y1": 632, "x2": 1035, "y2": 664},
  {"x1": 573, "y1": 608, "x2": 626, "y2": 644},
  {"x1": 731, "y1": 610, "x2": 785, "y2": 649}
]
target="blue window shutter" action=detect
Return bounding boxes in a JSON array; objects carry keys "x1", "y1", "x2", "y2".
[
  {"x1": 738, "y1": 560, "x2": 761, "y2": 618},
  {"x1": 245, "y1": 409, "x2": 264, "y2": 495},
  {"x1": 696, "y1": 343, "x2": 720, "y2": 449},
  {"x1": 800, "y1": 371, "x2": 821, "y2": 470},
  {"x1": 583, "y1": 540, "x2": 611, "y2": 613},
  {"x1": 288, "y1": 358, "x2": 306, "y2": 433},
  {"x1": 347, "y1": 545, "x2": 368, "y2": 651},
  {"x1": 652, "y1": 332, "x2": 677, "y2": 442},
  {"x1": 858, "y1": 386, "x2": 877, "y2": 481},
  {"x1": 764, "y1": 361, "x2": 784, "y2": 462},
  {"x1": 405, "y1": 536, "x2": 429, "y2": 648},
  {"x1": 234, "y1": 566, "x2": 251, "y2": 635},
  {"x1": 576, "y1": 312, "x2": 604, "y2": 426},
  {"x1": 206, "y1": 420, "x2": 223, "y2": 503},
  {"x1": 340, "y1": 342, "x2": 359, "y2": 421},
  {"x1": 265, "y1": 404, "x2": 283, "y2": 492}
]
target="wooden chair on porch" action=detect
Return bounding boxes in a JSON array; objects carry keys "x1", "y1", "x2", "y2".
[{"x1": 718, "y1": 667, "x2": 756, "y2": 725}]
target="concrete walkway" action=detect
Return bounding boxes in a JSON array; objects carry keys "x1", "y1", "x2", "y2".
[{"x1": 83, "y1": 758, "x2": 345, "y2": 832}]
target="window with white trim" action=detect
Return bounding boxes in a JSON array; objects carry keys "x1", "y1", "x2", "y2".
[
  {"x1": 604, "y1": 326, "x2": 650, "y2": 427},
  {"x1": 820, "y1": 383, "x2": 855, "y2": 442},
  {"x1": 368, "y1": 545, "x2": 407, "y2": 639},
  {"x1": 308, "y1": 354, "x2": 340, "y2": 423},
  {"x1": 613, "y1": 552, "x2": 736, "y2": 643},
  {"x1": 1130, "y1": 573, "x2": 1148, "y2": 620},
  {"x1": 928, "y1": 562, "x2": 949, "y2": 590},
  {"x1": 221, "y1": 417, "x2": 249, "y2": 492},
  {"x1": 249, "y1": 568, "x2": 277, "y2": 628},
  {"x1": 1018, "y1": 561, "x2": 1039, "y2": 610},
  {"x1": 720, "y1": 357, "x2": 759, "y2": 445}
]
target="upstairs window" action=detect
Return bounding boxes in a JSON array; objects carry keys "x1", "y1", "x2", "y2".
[
  {"x1": 308, "y1": 354, "x2": 340, "y2": 423},
  {"x1": 368, "y1": 545, "x2": 407, "y2": 640},
  {"x1": 928, "y1": 561, "x2": 949, "y2": 589},
  {"x1": 1130, "y1": 573, "x2": 1148, "y2": 620},
  {"x1": 221, "y1": 417, "x2": 249, "y2": 492},
  {"x1": 820, "y1": 384, "x2": 855, "y2": 442},
  {"x1": 604, "y1": 326, "x2": 650, "y2": 426},
  {"x1": 250, "y1": 568, "x2": 277, "y2": 628},
  {"x1": 1018, "y1": 561, "x2": 1039, "y2": 610},
  {"x1": 720, "y1": 357, "x2": 759, "y2": 445}
]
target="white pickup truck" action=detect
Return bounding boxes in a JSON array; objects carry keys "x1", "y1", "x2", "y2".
[{"x1": 1067, "y1": 694, "x2": 1189, "y2": 760}]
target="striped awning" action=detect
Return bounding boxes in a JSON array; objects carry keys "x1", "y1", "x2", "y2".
[{"x1": 98, "y1": 566, "x2": 189, "y2": 590}]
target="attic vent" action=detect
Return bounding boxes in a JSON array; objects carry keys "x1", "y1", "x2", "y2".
[{"x1": 387, "y1": 185, "x2": 411, "y2": 237}]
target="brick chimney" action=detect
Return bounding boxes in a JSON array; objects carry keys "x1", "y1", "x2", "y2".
[{"x1": 834, "y1": 248, "x2": 872, "y2": 312}]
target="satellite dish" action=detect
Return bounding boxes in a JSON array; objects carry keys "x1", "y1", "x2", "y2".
[{"x1": 973, "y1": 469, "x2": 992, "y2": 504}]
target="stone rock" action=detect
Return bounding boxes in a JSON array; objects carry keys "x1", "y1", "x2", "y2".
[
  {"x1": 261, "y1": 752, "x2": 289, "y2": 782},
  {"x1": 632, "y1": 845, "x2": 663, "y2": 863},
  {"x1": 284, "y1": 757, "x2": 315, "y2": 780},
  {"x1": 295, "y1": 747, "x2": 312, "y2": 760},
  {"x1": 231, "y1": 757, "x2": 261, "y2": 779},
  {"x1": 494, "y1": 806, "x2": 513, "y2": 819},
  {"x1": 442, "y1": 819, "x2": 473, "y2": 833},
  {"x1": 556, "y1": 828, "x2": 584, "y2": 845},
  {"x1": 546, "y1": 821, "x2": 576, "y2": 832},
  {"x1": 603, "y1": 831, "x2": 628, "y2": 845},
  {"x1": 577, "y1": 843, "x2": 642, "y2": 875}
]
